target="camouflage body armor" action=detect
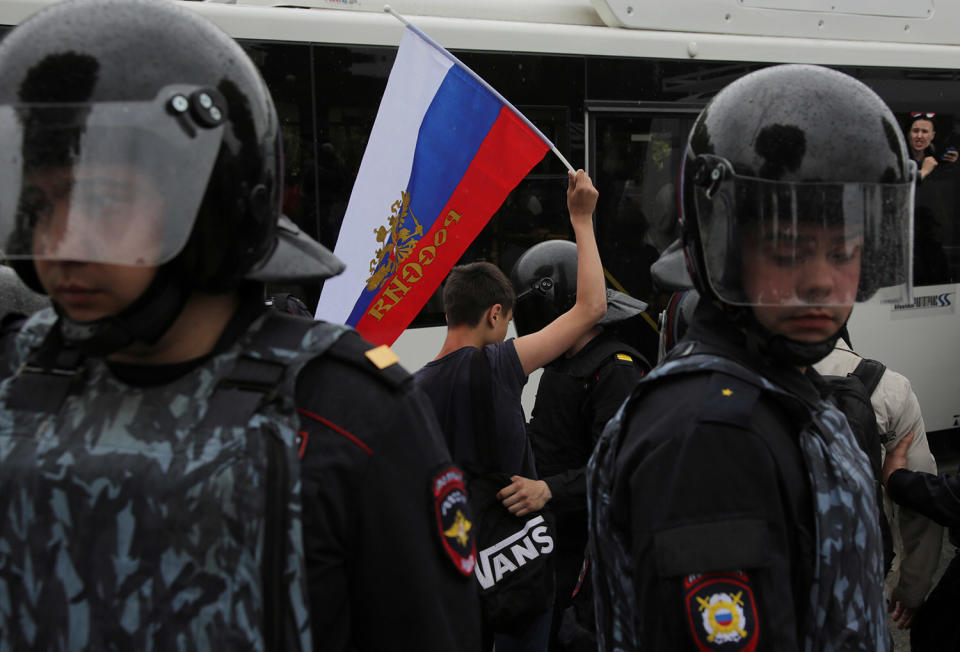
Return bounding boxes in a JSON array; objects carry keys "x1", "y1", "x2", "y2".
[
  {"x1": 0, "y1": 308, "x2": 346, "y2": 651},
  {"x1": 586, "y1": 348, "x2": 889, "y2": 652}
]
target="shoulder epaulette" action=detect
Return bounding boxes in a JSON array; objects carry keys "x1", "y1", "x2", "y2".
[
  {"x1": 565, "y1": 338, "x2": 650, "y2": 378},
  {"x1": 695, "y1": 372, "x2": 762, "y2": 428},
  {"x1": 323, "y1": 330, "x2": 410, "y2": 390}
]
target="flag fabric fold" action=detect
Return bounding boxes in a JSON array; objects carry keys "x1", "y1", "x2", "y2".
[{"x1": 315, "y1": 25, "x2": 551, "y2": 346}]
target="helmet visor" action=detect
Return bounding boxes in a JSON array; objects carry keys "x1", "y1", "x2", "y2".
[
  {"x1": 695, "y1": 164, "x2": 914, "y2": 307},
  {"x1": 0, "y1": 94, "x2": 224, "y2": 267}
]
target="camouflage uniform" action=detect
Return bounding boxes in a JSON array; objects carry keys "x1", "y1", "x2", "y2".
[
  {"x1": 0, "y1": 303, "x2": 482, "y2": 652},
  {"x1": 0, "y1": 307, "x2": 333, "y2": 651}
]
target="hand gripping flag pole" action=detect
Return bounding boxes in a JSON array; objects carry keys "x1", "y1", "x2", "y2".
[{"x1": 316, "y1": 6, "x2": 575, "y2": 346}]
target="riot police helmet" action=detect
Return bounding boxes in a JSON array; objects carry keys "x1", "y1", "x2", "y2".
[
  {"x1": 0, "y1": 0, "x2": 341, "y2": 353},
  {"x1": 510, "y1": 239, "x2": 647, "y2": 337},
  {"x1": 678, "y1": 64, "x2": 915, "y2": 363}
]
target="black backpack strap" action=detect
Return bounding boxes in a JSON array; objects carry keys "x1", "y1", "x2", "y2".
[
  {"x1": 6, "y1": 322, "x2": 86, "y2": 413},
  {"x1": 469, "y1": 347, "x2": 502, "y2": 471},
  {"x1": 850, "y1": 358, "x2": 886, "y2": 398},
  {"x1": 202, "y1": 311, "x2": 346, "y2": 651},
  {"x1": 202, "y1": 311, "x2": 346, "y2": 429}
]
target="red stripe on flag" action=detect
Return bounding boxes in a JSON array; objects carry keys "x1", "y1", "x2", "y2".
[{"x1": 354, "y1": 106, "x2": 549, "y2": 345}]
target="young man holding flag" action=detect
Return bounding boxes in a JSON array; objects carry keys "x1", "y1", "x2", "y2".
[{"x1": 414, "y1": 168, "x2": 606, "y2": 651}]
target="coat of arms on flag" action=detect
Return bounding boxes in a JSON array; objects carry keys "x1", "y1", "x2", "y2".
[{"x1": 316, "y1": 19, "x2": 566, "y2": 346}]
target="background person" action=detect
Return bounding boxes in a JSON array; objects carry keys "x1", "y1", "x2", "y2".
[
  {"x1": 588, "y1": 64, "x2": 915, "y2": 651},
  {"x1": 509, "y1": 238, "x2": 650, "y2": 651},
  {"x1": 905, "y1": 112, "x2": 955, "y2": 285},
  {"x1": 814, "y1": 338, "x2": 941, "y2": 630},
  {"x1": 0, "y1": 1, "x2": 481, "y2": 649},
  {"x1": 907, "y1": 112, "x2": 957, "y2": 182}
]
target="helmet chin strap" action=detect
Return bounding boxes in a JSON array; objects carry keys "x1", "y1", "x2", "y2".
[
  {"x1": 761, "y1": 331, "x2": 840, "y2": 368},
  {"x1": 725, "y1": 304, "x2": 843, "y2": 367},
  {"x1": 56, "y1": 268, "x2": 190, "y2": 358}
]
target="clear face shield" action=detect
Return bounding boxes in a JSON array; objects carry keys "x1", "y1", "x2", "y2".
[
  {"x1": 0, "y1": 86, "x2": 225, "y2": 268},
  {"x1": 693, "y1": 157, "x2": 915, "y2": 308}
]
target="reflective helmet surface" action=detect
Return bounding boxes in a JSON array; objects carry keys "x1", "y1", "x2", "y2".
[
  {"x1": 0, "y1": 0, "x2": 283, "y2": 291},
  {"x1": 510, "y1": 239, "x2": 647, "y2": 337},
  {"x1": 679, "y1": 64, "x2": 915, "y2": 308},
  {"x1": 510, "y1": 240, "x2": 578, "y2": 337}
]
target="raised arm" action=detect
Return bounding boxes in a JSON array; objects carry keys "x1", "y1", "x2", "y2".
[{"x1": 513, "y1": 169, "x2": 606, "y2": 376}]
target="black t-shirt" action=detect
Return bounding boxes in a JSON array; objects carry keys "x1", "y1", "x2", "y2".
[{"x1": 414, "y1": 340, "x2": 535, "y2": 478}]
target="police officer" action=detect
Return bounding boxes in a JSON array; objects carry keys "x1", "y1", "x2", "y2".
[
  {"x1": 0, "y1": 1, "x2": 479, "y2": 649},
  {"x1": 587, "y1": 64, "x2": 915, "y2": 651},
  {"x1": 508, "y1": 239, "x2": 649, "y2": 650}
]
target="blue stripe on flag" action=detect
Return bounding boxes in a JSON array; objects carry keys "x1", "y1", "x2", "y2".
[
  {"x1": 405, "y1": 65, "x2": 502, "y2": 232},
  {"x1": 345, "y1": 64, "x2": 502, "y2": 326}
]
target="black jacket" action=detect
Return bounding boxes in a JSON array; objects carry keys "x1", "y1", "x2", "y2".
[
  {"x1": 606, "y1": 302, "x2": 818, "y2": 650},
  {"x1": 528, "y1": 332, "x2": 647, "y2": 549}
]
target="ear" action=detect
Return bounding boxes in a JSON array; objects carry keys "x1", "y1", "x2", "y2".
[{"x1": 486, "y1": 303, "x2": 502, "y2": 328}]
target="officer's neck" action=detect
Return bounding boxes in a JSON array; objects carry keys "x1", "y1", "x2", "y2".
[
  {"x1": 106, "y1": 291, "x2": 239, "y2": 366},
  {"x1": 566, "y1": 325, "x2": 602, "y2": 358}
]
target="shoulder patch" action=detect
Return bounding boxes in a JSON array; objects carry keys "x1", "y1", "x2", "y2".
[
  {"x1": 684, "y1": 571, "x2": 759, "y2": 651},
  {"x1": 364, "y1": 344, "x2": 400, "y2": 370},
  {"x1": 325, "y1": 331, "x2": 410, "y2": 389},
  {"x1": 696, "y1": 374, "x2": 761, "y2": 428},
  {"x1": 432, "y1": 466, "x2": 476, "y2": 577},
  {"x1": 614, "y1": 352, "x2": 634, "y2": 364}
]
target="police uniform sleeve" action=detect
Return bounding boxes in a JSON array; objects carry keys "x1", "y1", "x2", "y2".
[
  {"x1": 296, "y1": 333, "x2": 481, "y2": 652},
  {"x1": 616, "y1": 373, "x2": 812, "y2": 651},
  {"x1": 887, "y1": 468, "x2": 960, "y2": 528},
  {"x1": 877, "y1": 370, "x2": 942, "y2": 608},
  {"x1": 545, "y1": 352, "x2": 643, "y2": 512}
]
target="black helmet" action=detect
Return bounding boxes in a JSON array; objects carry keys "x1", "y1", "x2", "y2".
[
  {"x1": 680, "y1": 64, "x2": 915, "y2": 309},
  {"x1": 0, "y1": 0, "x2": 341, "y2": 353},
  {"x1": 677, "y1": 65, "x2": 915, "y2": 364},
  {"x1": 510, "y1": 239, "x2": 647, "y2": 337}
]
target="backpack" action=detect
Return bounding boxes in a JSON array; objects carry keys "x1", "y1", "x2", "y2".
[
  {"x1": 463, "y1": 348, "x2": 556, "y2": 635},
  {"x1": 821, "y1": 358, "x2": 894, "y2": 574}
]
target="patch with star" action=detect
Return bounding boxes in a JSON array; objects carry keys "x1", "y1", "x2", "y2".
[
  {"x1": 683, "y1": 571, "x2": 758, "y2": 651},
  {"x1": 432, "y1": 466, "x2": 476, "y2": 576},
  {"x1": 697, "y1": 375, "x2": 760, "y2": 428}
]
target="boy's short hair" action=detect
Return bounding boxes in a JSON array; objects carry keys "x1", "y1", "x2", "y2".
[{"x1": 443, "y1": 261, "x2": 515, "y2": 328}]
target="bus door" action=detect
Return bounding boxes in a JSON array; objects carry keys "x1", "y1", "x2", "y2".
[{"x1": 586, "y1": 102, "x2": 701, "y2": 305}]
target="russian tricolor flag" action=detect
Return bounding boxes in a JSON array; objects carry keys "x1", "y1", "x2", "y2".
[{"x1": 315, "y1": 23, "x2": 553, "y2": 346}]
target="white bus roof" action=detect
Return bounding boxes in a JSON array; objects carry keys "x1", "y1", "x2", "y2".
[{"x1": 1, "y1": 0, "x2": 959, "y2": 69}]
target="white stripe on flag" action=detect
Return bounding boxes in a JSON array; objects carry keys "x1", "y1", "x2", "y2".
[{"x1": 315, "y1": 28, "x2": 453, "y2": 324}]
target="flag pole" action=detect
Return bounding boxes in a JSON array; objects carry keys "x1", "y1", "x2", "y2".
[{"x1": 383, "y1": 4, "x2": 576, "y2": 173}]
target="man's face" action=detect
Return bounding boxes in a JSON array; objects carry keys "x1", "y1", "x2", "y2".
[
  {"x1": 27, "y1": 165, "x2": 163, "y2": 322},
  {"x1": 742, "y1": 223, "x2": 861, "y2": 343},
  {"x1": 909, "y1": 120, "x2": 935, "y2": 155}
]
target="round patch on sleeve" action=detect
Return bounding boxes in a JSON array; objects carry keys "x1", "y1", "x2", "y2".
[
  {"x1": 683, "y1": 571, "x2": 758, "y2": 651},
  {"x1": 432, "y1": 466, "x2": 476, "y2": 576}
]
